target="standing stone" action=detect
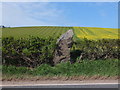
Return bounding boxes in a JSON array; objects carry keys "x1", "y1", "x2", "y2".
[{"x1": 53, "y1": 29, "x2": 74, "y2": 65}]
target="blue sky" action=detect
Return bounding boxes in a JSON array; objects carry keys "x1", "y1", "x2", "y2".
[{"x1": 2, "y1": 2, "x2": 118, "y2": 28}]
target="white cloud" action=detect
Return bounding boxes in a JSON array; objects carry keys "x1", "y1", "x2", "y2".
[
  {"x1": 2, "y1": 2, "x2": 67, "y2": 27},
  {"x1": 18, "y1": 3, "x2": 63, "y2": 21}
]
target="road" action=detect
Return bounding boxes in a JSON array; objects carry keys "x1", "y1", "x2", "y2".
[
  {"x1": 2, "y1": 83, "x2": 119, "y2": 88},
  {"x1": 2, "y1": 80, "x2": 119, "y2": 88}
]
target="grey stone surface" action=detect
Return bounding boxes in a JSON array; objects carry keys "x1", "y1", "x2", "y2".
[{"x1": 53, "y1": 29, "x2": 74, "y2": 65}]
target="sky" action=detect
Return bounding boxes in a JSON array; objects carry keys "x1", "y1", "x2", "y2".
[{"x1": 1, "y1": 2, "x2": 118, "y2": 28}]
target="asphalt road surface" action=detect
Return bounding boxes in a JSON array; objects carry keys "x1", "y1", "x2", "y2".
[{"x1": 2, "y1": 83, "x2": 119, "y2": 88}]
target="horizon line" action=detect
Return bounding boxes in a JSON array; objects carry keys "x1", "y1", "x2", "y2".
[{"x1": 1, "y1": 25, "x2": 118, "y2": 29}]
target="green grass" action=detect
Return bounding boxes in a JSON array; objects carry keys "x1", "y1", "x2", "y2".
[{"x1": 2, "y1": 59, "x2": 118, "y2": 77}]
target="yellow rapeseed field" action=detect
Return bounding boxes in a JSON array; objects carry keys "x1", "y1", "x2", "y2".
[{"x1": 73, "y1": 27, "x2": 119, "y2": 40}]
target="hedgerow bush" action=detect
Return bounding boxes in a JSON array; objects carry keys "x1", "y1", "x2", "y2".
[
  {"x1": 2, "y1": 36, "x2": 56, "y2": 67},
  {"x1": 71, "y1": 38, "x2": 119, "y2": 61},
  {"x1": 2, "y1": 36, "x2": 119, "y2": 68}
]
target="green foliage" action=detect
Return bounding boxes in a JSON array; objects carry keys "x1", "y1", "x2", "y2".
[
  {"x1": 2, "y1": 59, "x2": 118, "y2": 77},
  {"x1": 22, "y1": 48, "x2": 31, "y2": 56},
  {"x1": 2, "y1": 36, "x2": 56, "y2": 67},
  {"x1": 2, "y1": 65, "x2": 31, "y2": 75},
  {"x1": 33, "y1": 64, "x2": 54, "y2": 76},
  {"x1": 71, "y1": 39, "x2": 119, "y2": 61},
  {"x1": 2, "y1": 36, "x2": 119, "y2": 68}
]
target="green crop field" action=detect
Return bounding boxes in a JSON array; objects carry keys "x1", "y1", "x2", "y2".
[
  {"x1": 1, "y1": 26, "x2": 118, "y2": 40},
  {"x1": 2, "y1": 26, "x2": 72, "y2": 39}
]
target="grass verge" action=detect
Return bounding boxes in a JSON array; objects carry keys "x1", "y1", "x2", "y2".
[{"x1": 2, "y1": 59, "x2": 119, "y2": 80}]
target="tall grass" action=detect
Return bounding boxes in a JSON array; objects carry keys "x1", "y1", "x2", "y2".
[{"x1": 3, "y1": 59, "x2": 118, "y2": 77}]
